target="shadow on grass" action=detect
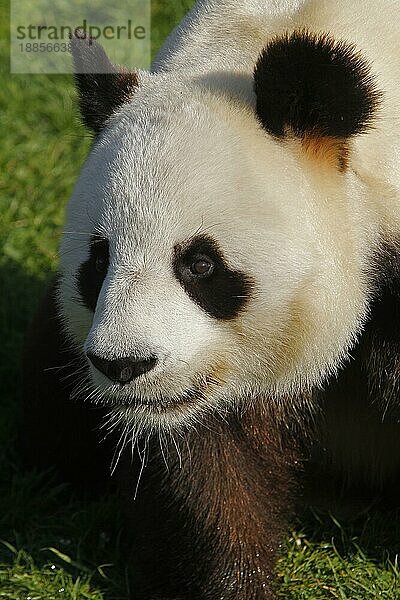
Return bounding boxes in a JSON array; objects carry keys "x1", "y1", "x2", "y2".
[
  {"x1": 0, "y1": 260, "x2": 49, "y2": 439},
  {"x1": 0, "y1": 261, "x2": 131, "y2": 599}
]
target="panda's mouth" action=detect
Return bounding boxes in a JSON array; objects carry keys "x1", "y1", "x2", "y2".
[
  {"x1": 89, "y1": 361, "x2": 227, "y2": 416},
  {"x1": 108, "y1": 386, "x2": 203, "y2": 412}
]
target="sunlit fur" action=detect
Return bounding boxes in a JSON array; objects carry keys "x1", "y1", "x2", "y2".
[{"x1": 59, "y1": 0, "x2": 400, "y2": 443}]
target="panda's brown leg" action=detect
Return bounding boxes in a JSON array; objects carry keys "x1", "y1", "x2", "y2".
[
  {"x1": 20, "y1": 278, "x2": 113, "y2": 494},
  {"x1": 119, "y1": 407, "x2": 301, "y2": 599}
]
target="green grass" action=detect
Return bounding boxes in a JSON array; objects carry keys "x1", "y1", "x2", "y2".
[{"x1": 1, "y1": 0, "x2": 399, "y2": 597}]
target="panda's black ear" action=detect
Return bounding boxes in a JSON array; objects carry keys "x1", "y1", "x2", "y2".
[
  {"x1": 70, "y1": 30, "x2": 138, "y2": 134},
  {"x1": 254, "y1": 30, "x2": 381, "y2": 170}
]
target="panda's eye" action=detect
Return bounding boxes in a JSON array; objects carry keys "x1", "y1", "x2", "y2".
[
  {"x1": 77, "y1": 236, "x2": 109, "y2": 313},
  {"x1": 173, "y1": 235, "x2": 254, "y2": 321},
  {"x1": 190, "y1": 257, "x2": 214, "y2": 277},
  {"x1": 95, "y1": 255, "x2": 108, "y2": 273},
  {"x1": 91, "y1": 237, "x2": 109, "y2": 275}
]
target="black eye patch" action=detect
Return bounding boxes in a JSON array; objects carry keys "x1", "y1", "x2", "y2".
[
  {"x1": 173, "y1": 235, "x2": 254, "y2": 320},
  {"x1": 77, "y1": 235, "x2": 109, "y2": 312}
]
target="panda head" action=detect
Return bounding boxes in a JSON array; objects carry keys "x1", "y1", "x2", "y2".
[{"x1": 59, "y1": 30, "x2": 380, "y2": 434}]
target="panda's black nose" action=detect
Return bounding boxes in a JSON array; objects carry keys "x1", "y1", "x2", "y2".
[{"x1": 86, "y1": 353, "x2": 158, "y2": 384}]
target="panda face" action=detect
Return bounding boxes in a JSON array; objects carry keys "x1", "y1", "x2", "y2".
[{"x1": 58, "y1": 86, "x2": 328, "y2": 432}]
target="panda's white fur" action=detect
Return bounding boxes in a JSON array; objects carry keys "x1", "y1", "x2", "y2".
[{"x1": 59, "y1": 0, "x2": 400, "y2": 437}]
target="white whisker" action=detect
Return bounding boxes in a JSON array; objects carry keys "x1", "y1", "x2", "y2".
[{"x1": 134, "y1": 436, "x2": 149, "y2": 501}]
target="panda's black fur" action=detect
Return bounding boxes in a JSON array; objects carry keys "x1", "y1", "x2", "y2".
[
  {"x1": 254, "y1": 30, "x2": 381, "y2": 140},
  {"x1": 173, "y1": 234, "x2": 255, "y2": 320},
  {"x1": 71, "y1": 30, "x2": 138, "y2": 134},
  {"x1": 309, "y1": 243, "x2": 400, "y2": 499},
  {"x1": 78, "y1": 236, "x2": 110, "y2": 312}
]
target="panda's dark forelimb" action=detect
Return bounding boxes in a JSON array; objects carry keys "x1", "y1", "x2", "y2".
[{"x1": 116, "y1": 405, "x2": 301, "y2": 599}]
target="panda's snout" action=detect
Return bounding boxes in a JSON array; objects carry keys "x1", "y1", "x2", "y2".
[{"x1": 86, "y1": 352, "x2": 158, "y2": 385}]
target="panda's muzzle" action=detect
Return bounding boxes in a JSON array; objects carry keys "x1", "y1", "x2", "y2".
[{"x1": 86, "y1": 352, "x2": 158, "y2": 385}]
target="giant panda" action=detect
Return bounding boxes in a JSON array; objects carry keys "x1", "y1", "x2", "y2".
[{"x1": 21, "y1": 0, "x2": 400, "y2": 598}]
